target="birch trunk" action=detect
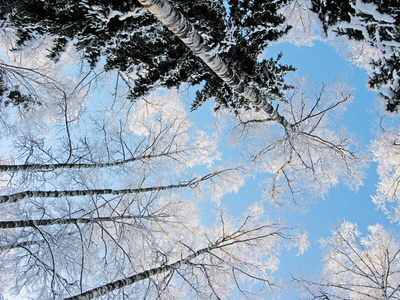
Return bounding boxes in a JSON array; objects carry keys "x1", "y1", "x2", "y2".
[
  {"x1": 0, "y1": 215, "x2": 145, "y2": 229},
  {"x1": 0, "y1": 173, "x2": 212, "y2": 204},
  {"x1": 64, "y1": 244, "x2": 217, "y2": 300},
  {"x1": 0, "y1": 150, "x2": 186, "y2": 172},
  {"x1": 138, "y1": 0, "x2": 293, "y2": 131}
]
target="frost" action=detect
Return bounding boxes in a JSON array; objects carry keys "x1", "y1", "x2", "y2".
[
  {"x1": 219, "y1": 76, "x2": 366, "y2": 209},
  {"x1": 309, "y1": 221, "x2": 400, "y2": 299},
  {"x1": 126, "y1": 89, "x2": 189, "y2": 136},
  {"x1": 371, "y1": 122, "x2": 400, "y2": 222},
  {"x1": 277, "y1": 0, "x2": 322, "y2": 47},
  {"x1": 354, "y1": 0, "x2": 395, "y2": 23},
  {"x1": 194, "y1": 168, "x2": 246, "y2": 205},
  {"x1": 329, "y1": 36, "x2": 383, "y2": 72}
]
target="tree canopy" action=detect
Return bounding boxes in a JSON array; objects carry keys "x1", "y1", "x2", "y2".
[
  {"x1": 0, "y1": 0, "x2": 399, "y2": 299},
  {"x1": 311, "y1": 0, "x2": 400, "y2": 113},
  {"x1": 0, "y1": 0, "x2": 296, "y2": 113}
]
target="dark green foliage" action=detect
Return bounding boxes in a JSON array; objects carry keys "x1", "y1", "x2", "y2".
[
  {"x1": 311, "y1": 0, "x2": 356, "y2": 33},
  {"x1": 311, "y1": 0, "x2": 400, "y2": 46},
  {"x1": 48, "y1": 37, "x2": 69, "y2": 62},
  {"x1": 369, "y1": 53, "x2": 400, "y2": 113},
  {"x1": 192, "y1": 53, "x2": 295, "y2": 113},
  {"x1": 311, "y1": 0, "x2": 400, "y2": 112},
  {"x1": 0, "y1": 0, "x2": 294, "y2": 112}
]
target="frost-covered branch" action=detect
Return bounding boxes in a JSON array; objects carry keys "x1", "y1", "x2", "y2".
[
  {"x1": 0, "y1": 172, "x2": 219, "y2": 204},
  {"x1": 296, "y1": 221, "x2": 400, "y2": 299},
  {"x1": 219, "y1": 77, "x2": 365, "y2": 208},
  {"x1": 371, "y1": 118, "x2": 400, "y2": 223}
]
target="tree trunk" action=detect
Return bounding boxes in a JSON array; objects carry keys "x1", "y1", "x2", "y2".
[
  {"x1": 138, "y1": 0, "x2": 293, "y2": 131},
  {"x1": 64, "y1": 244, "x2": 216, "y2": 300},
  {"x1": 0, "y1": 215, "x2": 144, "y2": 229},
  {"x1": 0, "y1": 174, "x2": 211, "y2": 204},
  {"x1": 0, "y1": 150, "x2": 186, "y2": 172}
]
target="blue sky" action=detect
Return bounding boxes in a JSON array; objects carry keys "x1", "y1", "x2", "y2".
[
  {"x1": 191, "y1": 40, "x2": 397, "y2": 299},
  {"x1": 256, "y1": 42, "x2": 396, "y2": 299},
  {"x1": 0, "y1": 13, "x2": 397, "y2": 298}
]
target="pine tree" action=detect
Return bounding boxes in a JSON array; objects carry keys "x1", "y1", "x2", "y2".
[
  {"x1": 0, "y1": 0, "x2": 294, "y2": 113},
  {"x1": 311, "y1": 0, "x2": 400, "y2": 112}
]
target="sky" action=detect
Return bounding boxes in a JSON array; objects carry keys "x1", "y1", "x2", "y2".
[
  {"x1": 190, "y1": 40, "x2": 398, "y2": 299},
  {"x1": 247, "y1": 42, "x2": 397, "y2": 299},
  {"x1": 0, "y1": 5, "x2": 399, "y2": 299}
]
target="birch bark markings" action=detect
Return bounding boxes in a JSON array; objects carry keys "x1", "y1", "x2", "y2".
[
  {"x1": 0, "y1": 174, "x2": 210, "y2": 203},
  {"x1": 64, "y1": 244, "x2": 217, "y2": 300},
  {"x1": 0, "y1": 215, "x2": 147, "y2": 229},
  {"x1": 0, "y1": 150, "x2": 188, "y2": 172},
  {"x1": 64, "y1": 225, "x2": 284, "y2": 300},
  {"x1": 138, "y1": 0, "x2": 294, "y2": 132}
]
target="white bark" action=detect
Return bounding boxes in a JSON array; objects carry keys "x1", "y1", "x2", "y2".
[
  {"x1": 138, "y1": 0, "x2": 294, "y2": 131},
  {"x1": 0, "y1": 215, "x2": 146, "y2": 229},
  {"x1": 0, "y1": 150, "x2": 188, "y2": 172},
  {"x1": 0, "y1": 172, "x2": 216, "y2": 203},
  {"x1": 64, "y1": 244, "x2": 216, "y2": 300}
]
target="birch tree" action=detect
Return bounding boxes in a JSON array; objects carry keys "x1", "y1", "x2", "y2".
[
  {"x1": 0, "y1": 186, "x2": 307, "y2": 300},
  {"x1": 136, "y1": 0, "x2": 294, "y2": 131},
  {"x1": 297, "y1": 221, "x2": 400, "y2": 300},
  {"x1": 214, "y1": 77, "x2": 366, "y2": 208},
  {"x1": 0, "y1": 0, "x2": 296, "y2": 116}
]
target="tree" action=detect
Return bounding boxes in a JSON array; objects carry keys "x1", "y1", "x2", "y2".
[
  {"x1": 0, "y1": 195, "x2": 307, "y2": 299},
  {"x1": 0, "y1": 89, "x2": 265, "y2": 299},
  {"x1": 0, "y1": 172, "x2": 224, "y2": 204},
  {"x1": 297, "y1": 221, "x2": 400, "y2": 299},
  {"x1": 371, "y1": 117, "x2": 400, "y2": 223},
  {"x1": 310, "y1": 0, "x2": 400, "y2": 113},
  {"x1": 63, "y1": 207, "x2": 307, "y2": 300},
  {"x1": 138, "y1": 0, "x2": 297, "y2": 131},
  {"x1": 120, "y1": 0, "x2": 365, "y2": 211},
  {"x1": 213, "y1": 76, "x2": 366, "y2": 208},
  {"x1": 0, "y1": 0, "x2": 295, "y2": 114},
  {"x1": 278, "y1": 0, "x2": 322, "y2": 47}
]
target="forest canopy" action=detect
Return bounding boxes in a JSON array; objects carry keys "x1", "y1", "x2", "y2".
[{"x1": 0, "y1": 0, "x2": 399, "y2": 299}]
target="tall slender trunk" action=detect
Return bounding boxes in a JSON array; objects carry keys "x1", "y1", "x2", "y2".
[
  {"x1": 0, "y1": 173, "x2": 212, "y2": 204},
  {"x1": 0, "y1": 215, "x2": 144, "y2": 229},
  {"x1": 64, "y1": 243, "x2": 217, "y2": 300},
  {"x1": 0, "y1": 150, "x2": 187, "y2": 172},
  {"x1": 138, "y1": 0, "x2": 293, "y2": 131}
]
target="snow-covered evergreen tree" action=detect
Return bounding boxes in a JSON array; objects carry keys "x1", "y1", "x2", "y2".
[
  {"x1": 0, "y1": 0, "x2": 295, "y2": 113},
  {"x1": 311, "y1": 0, "x2": 400, "y2": 113}
]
